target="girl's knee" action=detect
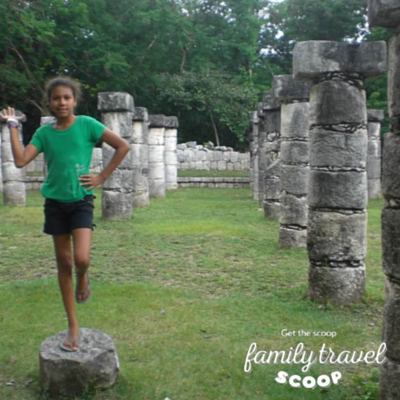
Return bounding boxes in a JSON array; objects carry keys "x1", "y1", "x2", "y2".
[
  {"x1": 74, "y1": 254, "x2": 90, "y2": 269},
  {"x1": 56, "y1": 256, "x2": 73, "y2": 271}
]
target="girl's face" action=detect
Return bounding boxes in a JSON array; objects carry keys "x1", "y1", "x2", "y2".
[{"x1": 49, "y1": 85, "x2": 76, "y2": 119}]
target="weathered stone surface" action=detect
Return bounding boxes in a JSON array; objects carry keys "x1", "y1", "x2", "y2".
[
  {"x1": 132, "y1": 121, "x2": 148, "y2": 145},
  {"x1": 309, "y1": 81, "x2": 367, "y2": 126},
  {"x1": 149, "y1": 115, "x2": 169, "y2": 128},
  {"x1": 367, "y1": 109, "x2": 385, "y2": 122},
  {"x1": 381, "y1": 208, "x2": 400, "y2": 280},
  {"x1": 132, "y1": 107, "x2": 148, "y2": 122},
  {"x1": 102, "y1": 190, "x2": 133, "y2": 220},
  {"x1": 98, "y1": 92, "x2": 134, "y2": 112},
  {"x1": 262, "y1": 91, "x2": 280, "y2": 111},
  {"x1": 149, "y1": 179, "x2": 166, "y2": 198},
  {"x1": 103, "y1": 144, "x2": 133, "y2": 169},
  {"x1": 3, "y1": 182, "x2": 25, "y2": 206},
  {"x1": 264, "y1": 111, "x2": 281, "y2": 134},
  {"x1": 264, "y1": 200, "x2": 280, "y2": 219},
  {"x1": 266, "y1": 159, "x2": 281, "y2": 178},
  {"x1": 148, "y1": 163, "x2": 165, "y2": 180},
  {"x1": 281, "y1": 103, "x2": 309, "y2": 139},
  {"x1": 368, "y1": 179, "x2": 381, "y2": 199},
  {"x1": 272, "y1": 75, "x2": 311, "y2": 103},
  {"x1": 130, "y1": 143, "x2": 148, "y2": 168},
  {"x1": 382, "y1": 133, "x2": 400, "y2": 198},
  {"x1": 367, "y1": 158, "x2": 381, "y2": 179},
  {"x1": 368, "y1": 0, "x2": 400, "y2": 30},
  {"x1": 309, "y1": 128, "x2": 367, "y2": 168},
  {"x1": 2, "y1": 162, "x2": 26, "y2": 182},
  {"x1": 279, "y1": 194, "x2": 308, "y2": 226},
  {"x1": 103, "y1": 169, "x2": 134, "y2": 190},
  {"x1": 308, "y1": 210, "x2": 367, "y2": 261},
  {"x1": 280, "y1": 141, "x2": 309, "y2": 164},
  {"x1": 382, "y1": 278, "x2": 400, "y2": 360},
  {"x1": 367, "y1": 122, "x2": 381, "y2": 139},
  {"x1": 293, "y1": 41, "x2": 388, "y2": 80},
  {"x1": 148, "y1": 146, "x2": 165, "y2": 164},
  {"x1": 308, "y1": 170, "x2": 367, "y2": 209},
  {"x1": 264, "y1": 178, "x2": 280, "y2": 199},
  {"x1": 279, "y1": 228, "x2": 307, "y2": 249},
  {"x1": 308, "y1": 264, "x2": 366, "y2": 305},
  {"x1": 164, "y1": 116, "x2": 179, "y2": 128},
  {"x1": 39, "y1": 328, "x2": 119, "y2": 399},
  {"x1": 148, "y1": 128, "x2": 165, "y2": 146},
  {"x1": 280, "y1": 164, "x2": 309, "y2": 196},
  {"x1": 380, "y1": 358, "x2": 400, "y2": 400},
  {"x1": 388, "y1": 33, "x2": 400, "y2": 117},
  {"x1": 101, "y1": 112, "x2": 133, "y2": 139}
]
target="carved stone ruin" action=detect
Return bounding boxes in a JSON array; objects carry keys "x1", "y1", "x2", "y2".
[
  {"x1": 293, "y1": 40, "x2": 387, "y2": 304},
  {"x1": 132, "y1": 107, "x2": 150, "y2": 207},
  {"x1": 164, "y1": 116, "x2": 179, "y2": 190},
  {"x1": 261, "y1": 92, "x2": 281, "y2": 220},
  {"x1": 148, "y1": 115, "x2": 167, "y2": 198},
  {"x1": 39, "y1": 328, "x2": 119, "y2": 399},
  {"x1": 368, "y1": 1, "x2": 400, "y2": 397},
  {"x1": 250, "y1": 109, "x2": 259, "y2": 200},
  {"x1": 273, "y1": 75, "x2": 311, "y2": 248},
  {"x1": 1, "y1": 111, "x2": 27, "y2": 206},
  {"x1": 367, "y1": 109, "x2": 384, "y2": 199},
  {"x1": 98, "y1": 92, "x2": 134, "y2": 220}
]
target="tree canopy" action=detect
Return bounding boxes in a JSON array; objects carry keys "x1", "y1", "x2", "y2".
[{"x1": 0, "y1": 0, "x2": 390, "y2": 147}]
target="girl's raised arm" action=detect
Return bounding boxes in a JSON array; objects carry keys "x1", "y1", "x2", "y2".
[{"x1": 1, "y1": 107, "x2": 40, "y2": 168}]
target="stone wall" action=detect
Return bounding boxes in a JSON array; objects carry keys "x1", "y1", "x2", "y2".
[
  {"x1": 177, "y1": 142, "x2": 250, "y2": 171},
  {"x1": 178, "y1": 177, "x2": 249, "y2": 188}
]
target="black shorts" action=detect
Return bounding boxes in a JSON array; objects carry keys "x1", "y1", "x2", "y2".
[{"x1": 43, "y1": 195, "x2": 95, "y2": 236}]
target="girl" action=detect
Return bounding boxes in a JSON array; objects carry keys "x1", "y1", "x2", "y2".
[{"x1": 1, "y1": 77, "x2": 130, "y2": 352}]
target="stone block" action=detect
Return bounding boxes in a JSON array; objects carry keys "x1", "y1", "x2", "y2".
[
  {"x1": 382, "y1": 133, "x2": 400, "y2": 198},
  {"x1": 262, "y1": 91, "x2": 281, "y2": 111},
  {"x1": 132, "y1": 122, "x2": 148, "y2": 144},
  {"x1": 293, "y1": 41, "x2": 387, "y2": 80},
  {"x1": 308, "y1": 264, "x2": 366, "y2": 305},
  {"x1": 148, "y1": 164, "x2": 165, "y2": 180},
  {"x1": 181, "y1": 162, "x2": 189, "y2": 169},
  {"x1": 279, "y1": 227, "x2": 307, "y2": 249},
  {"x1": 165, "y1": 151, "x2": 177, "y2": 165},
  {"x1": 264, "y1": 110, "x2": 281, "y2": 134},
  {"x1": 280, "y1": 141, "x2": 309, "y2": 164},
  {"x1": 367, "y1": 109, "x2": 385, "y2": 122},
  {"x1": 266, "y1": 159, "x2": 281, "y2": 178},
  {"x1": 272, "y1": 75, "x2": 311, "y2": 103},
  {"x1": 163, "y1": 116, "x2": 179, "y2": 128},
  {"x1": 368, "y1": 179, "x2": 381, "y2": 199},
  {"x1": 132, "y1": 107, "x2": 148, "y2": 122},
  {"x1": 101, "y1": 112, "x2": 133, "y2": 139},
  {"x1": 103, "y1": 143, "x2": 133, "y2": 169},
  {"x1": 381, "y1": 208, "x2": 400, "y2": 280},
  {"x1": 264, "y1": 178, "x2": 280, "y2": 198},
  {"x1": 279, "y1": 193, "x2": 308, "y2": 226},
  {"x1": 217, "y1": 160, "x2": 227, "y2": 170},
  {"x1": 280, "y1": 164, "x2": 309, "y2": 196},
  {"x1": 102, "y1": 190, "x2": 133, "y2": 220},
  {"x1": 281, "y1": 103, "x2": 309, "y2": 139},
  {"x1": 148, "y1": 145, "x2": 164, "y2": 164},
  {"x1": 380, "y1": 358, "x2": 400, "y2": 400},
  {"x1": 187, "y1": 141, "x2": 197, "y2": 148},
  {"x1": 388, "y1": 33, "x2": 400, "y2": 118},
  {"x1": 195, "y1": 161, "x2": 203, "y2": 170},
  {"x1": 308, "y1": 170, "x2": 367, "y2": 209},
  {"x1": 149, "y1": 179, "x2": 166, "y2": 198},
  {"x1": 368, "y1": 0, "x2": 400, "y2": 30},
  {"x1": 98, "y1": 92, "x2": 134, "y2": 112},
  {"x1": 367, "y1": 157, "x2": 381, "y2": 179},
  {"x1": 148, "y1": 128, "x2": 165, "y2": 145},
  {"x1": 310, "y1": 80, "x2": 367, "y2": 126},
  {"x1": 264, "y1": 200, "x2": 280, "y2": 220},
  {"x1": 39, "y1": 328, "x2": 119, "y2": 399},
  {"x1": 2, "y1": 162, "x2": 25, "y2": 182},
  {"x1": 165, "y1": 136, "x2": 177, "y2": 152},
  {"x1": 367, "y1": 122, "x2": 381, "y2": 139},
  {"x1": 149, "y1": 115, "x2": 168, "y2": 128},
  {"x1": 308, "y1": 209, "x2": 367, "y2": 261},
  {"x1": 103, "y1": 169, "x2": 133, "y2": 190},
  {"x1": 309, "y1": 128, "x2": 367, "y2": 168},
  {"x1": 130, "y1": 143, "x2": 148, "y2": 167}
]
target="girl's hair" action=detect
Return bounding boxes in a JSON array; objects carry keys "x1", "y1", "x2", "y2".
[{"x1": 43, "y1": 77, "x2": 82, "y2": 115}]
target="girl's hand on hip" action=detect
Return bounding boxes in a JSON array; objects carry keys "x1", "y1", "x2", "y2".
[{"x1": 79, "y1": 174, "x2": 105, "y2": 191}]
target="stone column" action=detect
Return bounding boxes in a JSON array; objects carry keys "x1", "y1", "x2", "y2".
[
  {"x1": 257, "y1": 103, "x2": 266, "y2": 207},
  {"x1": 164, "y1": 116, "x2": 179, "y2": 190},
  {"x1": 249, "y1": 110, "x2": 259, "y2": 199},
  {"x1": 273, "y1": 75, "x2": 311, "y2": 248},
  {"x1": 131, "y1": 107, "x2": 150, "y2": 207},
  {"x1": 293, "y1": 40, "x2": 387, "y2": 304},
  {"x1": 367, "y1": 109, "x2": 384, "y2": 199},
  {"x1": 252, "y1": 104, "x2": 262, "y2": 201},
  {"x1": 261, "y1": 92, "x2": 282, "y2": 220},
  {"x1": 148, "y1": 115, "x2": 167, "y2": 198},
  {"x1": 368, "y1": 2, "x2": 400, "y2": 398},
  {"x1": 98, "y1": 92, "x2": 134, "y2": 220},
  {"x1": 1, "y1": 111, "x2": 27, "y2": 205}
]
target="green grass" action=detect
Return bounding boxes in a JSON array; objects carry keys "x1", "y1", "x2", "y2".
[
  {"x1": 178, "y1": 169, "x2": 250, "y2": 178},
  {"x1": 0, "y1": 190, "x2": 385, "y2": 400}
]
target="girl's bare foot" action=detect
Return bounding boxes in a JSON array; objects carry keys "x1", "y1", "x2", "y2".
[{"x1": 61, "y1": 325, "x2": 80, "y2": 351}]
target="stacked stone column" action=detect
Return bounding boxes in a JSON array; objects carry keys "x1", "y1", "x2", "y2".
[
  {"x1": 1, "y1": 111, "x2": 27, "y2": 205},
  {"x1": 272, "y1": 75, "x2": 311, "y2": 248},
  {"x1": 252, "y1": 104, "x2": 262, "y2": 201},
  {"x1": 131, "y1": 108, "x2": 150, "y2": 207},
  {"x1": 293, "y1": 41, "x2": 387, "y2": 304},
  {"x1": 250, "y1": 110, "x2": 259, "y2": 200},
  {"x1": 368, "y1": 2, "x2": 400, "y2": 398},
  {"x1": 98, "y1": 92, "x2": 134, "y2": 220},
  {"x1": 164, "y1": 117, "x2": 179, "y2": 190},
  {"x1": 148, "y1": 115, "x2": 167, "y2": 198},
  {"x1": 261, "y1": 92, "x2": 281, "y2": 220},
  {"x1": 367, "y1": 109, "x2": 384, "y2": 199}
]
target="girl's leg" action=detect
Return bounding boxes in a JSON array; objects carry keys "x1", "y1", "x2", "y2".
[
  {"x1": 72, "y1": 228, "x2": 92, "y2": 303},
  {"x1": 53, "y1": 233, "x2": 79, "y2": 351}
]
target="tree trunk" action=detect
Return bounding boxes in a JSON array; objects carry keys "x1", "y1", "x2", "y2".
[{"x1": 209, "y1": 111, "x2": 220, "y2": 147}]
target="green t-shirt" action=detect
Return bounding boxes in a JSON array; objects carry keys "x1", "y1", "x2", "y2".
[{"x1": 30, "y1": 116, "x2": 105, "y2": 202}]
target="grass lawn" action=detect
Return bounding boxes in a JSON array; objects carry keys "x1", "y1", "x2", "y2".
[{"x1": 0, "y1": 189, "x2": 384, "y2": 400}]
